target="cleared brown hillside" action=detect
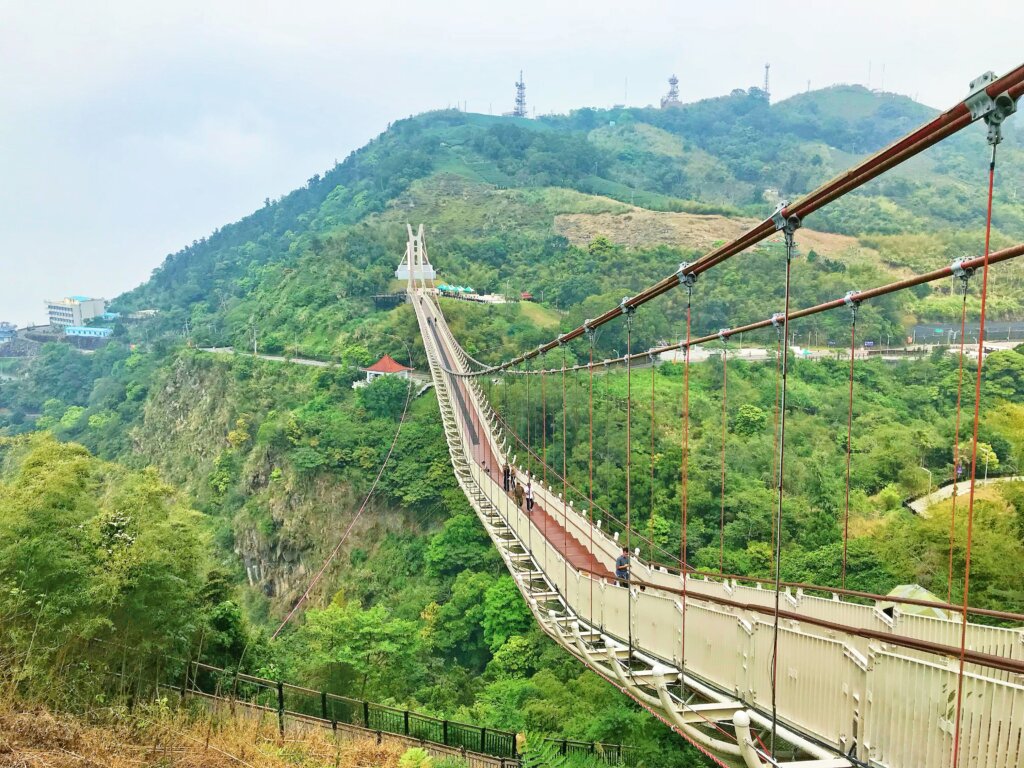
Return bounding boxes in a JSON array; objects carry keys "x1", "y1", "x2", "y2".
[{"x1": 554, "y1": 208, "x2": 882, "y2": 266}]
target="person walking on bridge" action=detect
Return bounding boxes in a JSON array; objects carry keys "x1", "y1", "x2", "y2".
[
  {"x1": 525, "y1": 480, "x2": 534, "y2": 512},
  {"x1": 615, "y1": 547, "x2": 630, "y2": 586},
  {"x1": 512, "y1": 478, "x2": 524, "y2": 509},
  {"x1": 502, "y1": 459, "x2": 511, "y2": 492}
]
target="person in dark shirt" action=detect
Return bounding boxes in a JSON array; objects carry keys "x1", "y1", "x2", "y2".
[
  {"x1": 502, "y1": 460, "x2": 511, "y2": 491},
  {"x1": 615, "y1": 547, "x2": 630, "y2": 585}
]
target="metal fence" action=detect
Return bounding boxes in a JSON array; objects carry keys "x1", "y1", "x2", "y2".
[{"x1": 185, "y1": 662, "x2": 639, "y2": 766}]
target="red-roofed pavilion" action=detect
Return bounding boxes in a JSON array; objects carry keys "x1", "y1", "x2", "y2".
[{"x1": 362, "y1": 354, "x2": 413, "y2": 382}]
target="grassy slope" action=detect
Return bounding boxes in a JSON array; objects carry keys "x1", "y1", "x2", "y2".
[{"x1": 0, "y1": 702, "x2": 410, "y2": 768}]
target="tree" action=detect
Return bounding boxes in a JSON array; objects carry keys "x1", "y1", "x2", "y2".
[
  {"x1": 424, "y1": 514, "x2": 499, "y2": 577},
  {"x1": 423, "y1": 570, "x2": 495, "y2": 668},
  {"x1": 482, "y1": 576, "x2": 532, "y2": 652},
  {"x1": 358, "y1": 375, "x2": 409, "y2": 419},
  {"x1": 0, "y1": 434, "x2": 205, "y2": 694},
  {"x1": 487, "y1": 635, "x2": 539, "y2": 679},
  {"x1": 288, "y1": 601, "x2": 421, "y2": 699},
  {"x1": 958, "y1": 441, "x2": 1000, "y2": 476},
  {"x1": 734, "y1": 404, "x2": 767, "y2": 436}
]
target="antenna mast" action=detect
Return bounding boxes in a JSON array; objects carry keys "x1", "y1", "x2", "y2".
[
  {"x1": 764, "y1": 63, "x2": 771, "y2": 99},
  {"x1": 660, "y1": 74, "x2": 682, "y2": 109},
  {"x1": 513, "y1": 71, "x2": 527, "y2": 117}
]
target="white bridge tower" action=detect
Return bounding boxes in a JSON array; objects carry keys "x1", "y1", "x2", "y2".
[{"x1": 395, "y1": 223, "x2": 436, "y2": 291}]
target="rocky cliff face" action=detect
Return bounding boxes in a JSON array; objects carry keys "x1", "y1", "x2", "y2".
[{"x1": 133, "y1": 352, "x2": 411, "y2": 606}]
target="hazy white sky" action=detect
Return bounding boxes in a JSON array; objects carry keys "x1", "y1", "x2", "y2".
[{"x1": 1, "y1": 1, "x2": 1019, "y2": 324}]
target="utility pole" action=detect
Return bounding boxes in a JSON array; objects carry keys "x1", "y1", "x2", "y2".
[{"x1": 249, "y1": 316, "x2": 258, "y2": 356}]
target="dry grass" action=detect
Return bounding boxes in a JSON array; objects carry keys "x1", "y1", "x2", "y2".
[
  {"x1": 0, "y1": 700, "x2": 404, "y2": 768},
  {"x1": 553, "y1": 208, "x2": 884, "y2": 267}
]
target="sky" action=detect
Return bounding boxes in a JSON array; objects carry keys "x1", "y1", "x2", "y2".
[{"x1": 1, "y1": 0, "x2": 1020, "y2": 325}]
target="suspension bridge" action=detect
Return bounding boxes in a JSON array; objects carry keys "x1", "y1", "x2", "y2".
[{"x1": 396, "y1": 68, "x2": 1024, "y2": 768}]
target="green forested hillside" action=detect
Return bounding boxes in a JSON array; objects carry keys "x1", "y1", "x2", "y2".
[{"x1": 3, "y1": 84, "x2": 1024, "y2": 767}]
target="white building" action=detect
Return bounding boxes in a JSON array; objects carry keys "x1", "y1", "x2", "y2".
[{"x1": 45, "y1": 296, "x2": 107, "y2": 328}]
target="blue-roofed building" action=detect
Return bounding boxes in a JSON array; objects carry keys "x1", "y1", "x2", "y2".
[
  {"x1": 64, "y1": 326, "x2": 113, "y2": 338},
  {"x1": 101, "y1": 311, "x2": 121, "y2": 321},
  {"x1": 0, "y1": 322, "x2": 16, "y2": 343}
]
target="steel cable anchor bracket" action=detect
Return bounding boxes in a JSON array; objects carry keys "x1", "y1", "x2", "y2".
[
  {"x1": 620, "y1": 297, "x2": 637, "y2": 336},
  {"x1": 951, "y1": 258, "x2": 975, "y2": 295},
  {"x1": 676, "y1": 262, "x2": 698, "y2": 294},
  {"x1": 771, "y1": 201, "x2": 802, "y2": 256},
  {"x1": 843, "y1": 289, "x2": 862, "y2": 320},
  {"x1": 620, "y1": 296, "x2": 637, "y2": 318},
  {"x1": 966, "y1": 71, "x2": 1018, "y2": 146}
]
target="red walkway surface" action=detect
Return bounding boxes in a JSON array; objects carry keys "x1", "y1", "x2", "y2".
[
  {"x1": 440, "y1": 339, "x2": 615, "y2": 581},
  {"x1": 426, "y1": 309, "x2": 614, "y2": 581}
]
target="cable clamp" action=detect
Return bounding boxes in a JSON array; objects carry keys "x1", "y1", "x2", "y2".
[
  {"x1": 648, "y1": 352, "x2": 657, "y2": 364},
  {"x1": 966, "y1": 72, "x2": 1018, "y2": 145},
  {"x1": 557, "y1": 334, "x2": 568, "y2": 346},
  {"x1": 843, "y1": 290, "x2": 861, "y2": 308},
  {"x1": 676, "y1": 262, "x2": 698, "y2": 289},
  {"x1": 620, "y1": 296, "x2": 636, "y2": 315},
  {"x1": 951, "y1": 258, "x2": 974, "y2": 281},
  {"x1": 770, "y1": 313, "x2": 786, "y2": 329},
  {"x1": 718, "y1": 328, "x2": 729, "y2": 343},
  {"x1": 772, "y1": 203, "x2": 801, "y2": 233}
]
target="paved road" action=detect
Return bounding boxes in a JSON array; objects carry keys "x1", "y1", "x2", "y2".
[
  {"x1": 909, "y1": 475, "x2": 1024, "y2": 516},
  {"x1": 198, "y1": 347, "x2": 335, "y2": 368}
]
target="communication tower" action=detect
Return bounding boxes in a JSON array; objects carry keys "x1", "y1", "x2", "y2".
[
  {"x1": 513, "y1": 71, "x2": 527, "y2": 117},
  {"x1": 764, "y1": 63, "x2": 771, "y2": 100},
  {"x1": 660, "y1": 74, "x2": 682, "y2": 109}
]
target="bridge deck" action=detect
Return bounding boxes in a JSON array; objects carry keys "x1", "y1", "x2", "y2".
[{"x1": 425, "y1": 309, "x2": 613, "y2": 580}]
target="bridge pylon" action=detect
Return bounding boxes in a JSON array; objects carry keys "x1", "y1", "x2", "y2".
[{"x1": 395, "y1": 223, "x2": 436, "y2": 291}]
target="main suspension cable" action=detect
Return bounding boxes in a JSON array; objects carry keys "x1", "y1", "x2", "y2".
[{"x1": 439, "y1": 243, "x2": 1024, "y2": 382}]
